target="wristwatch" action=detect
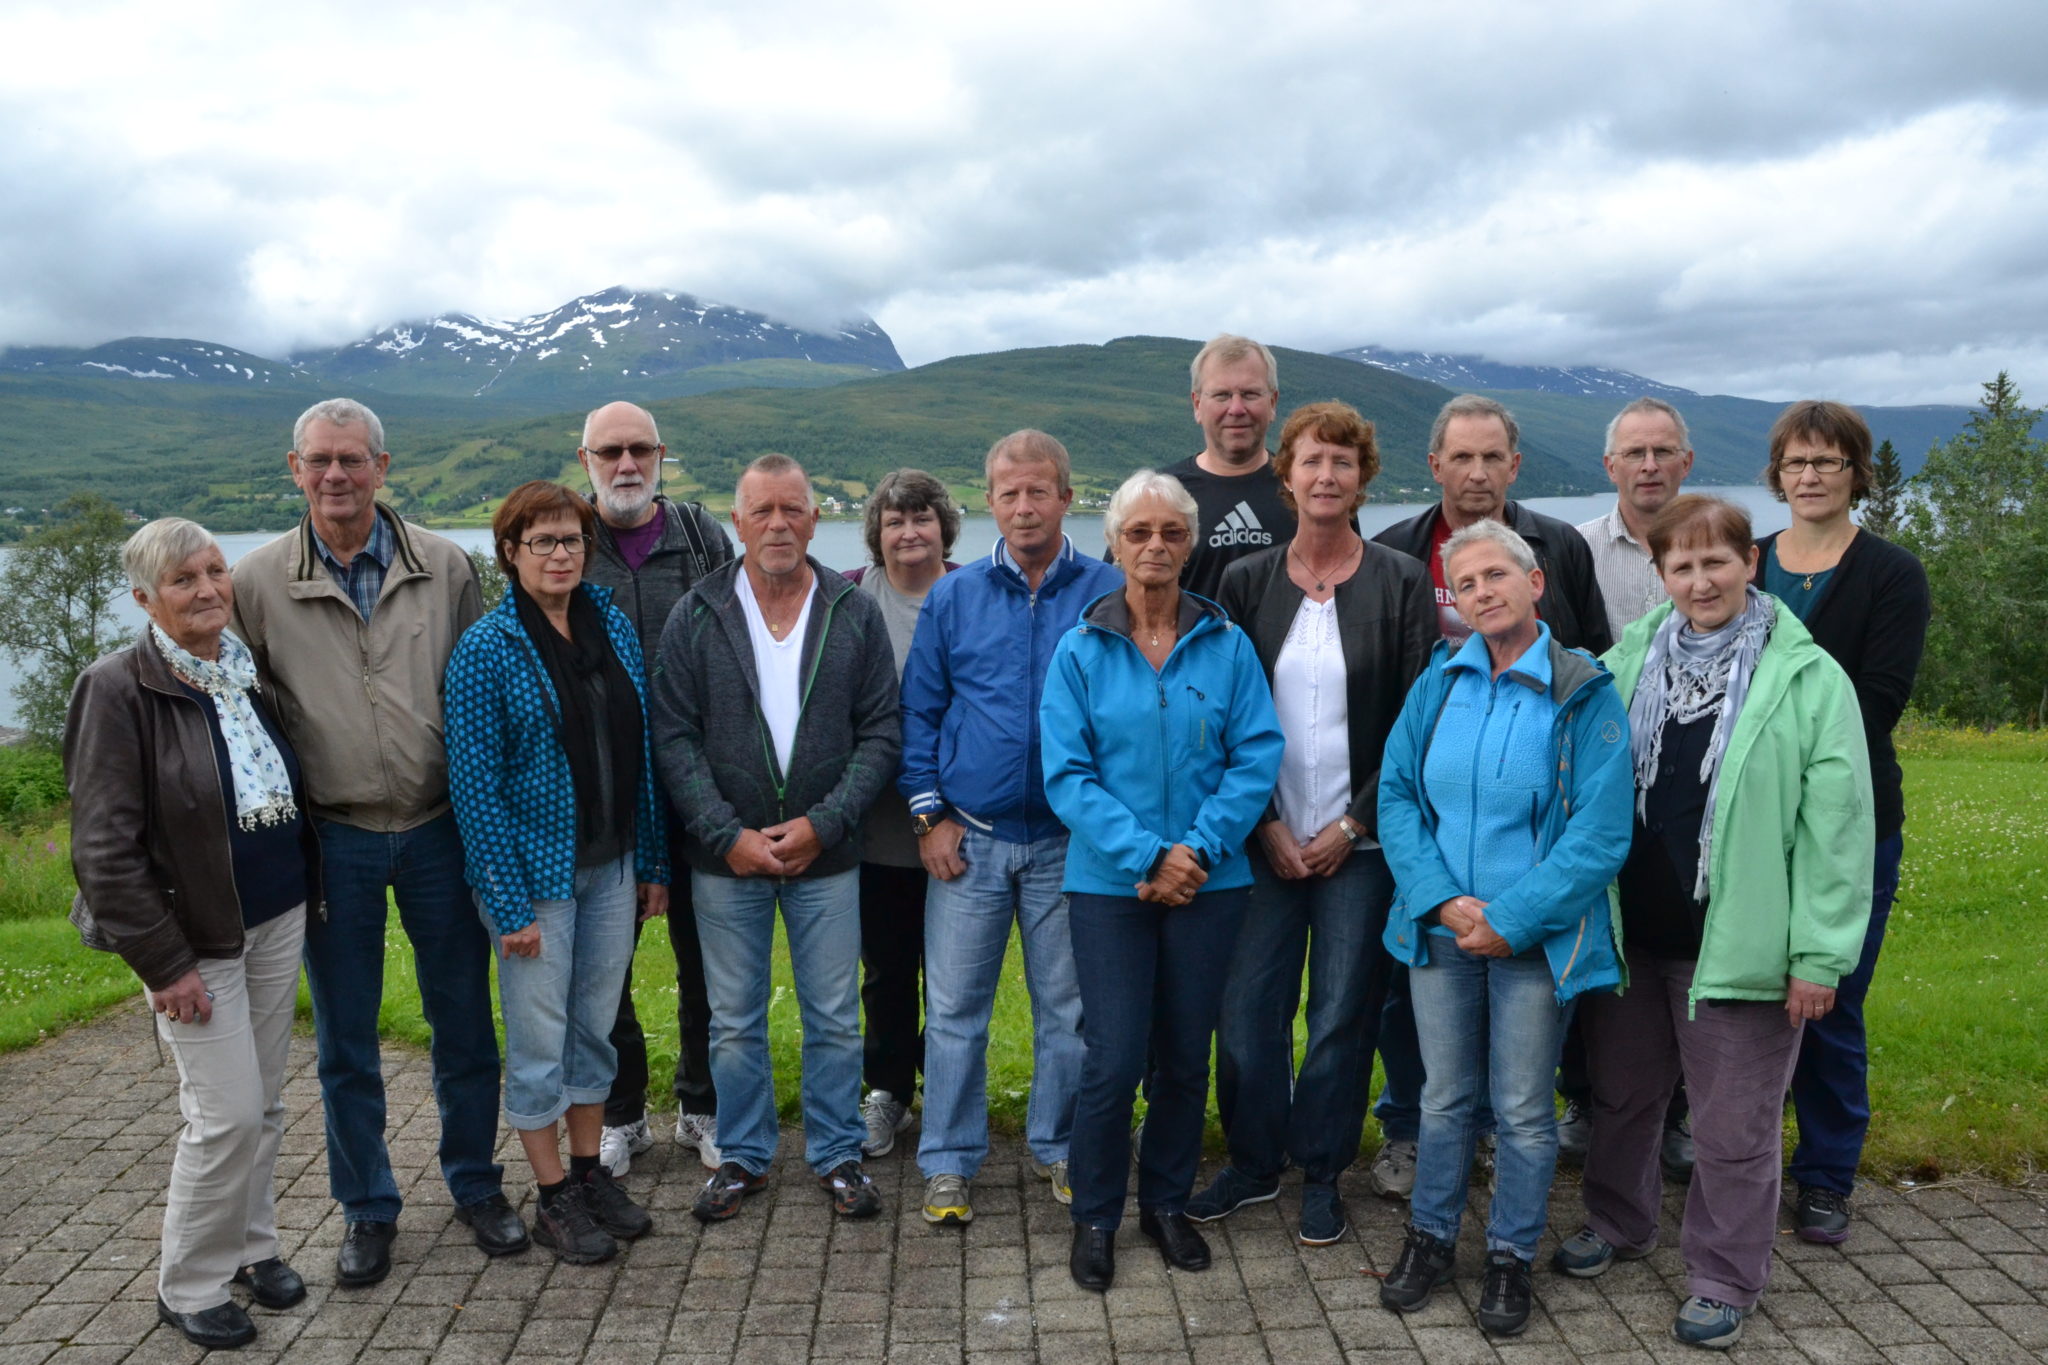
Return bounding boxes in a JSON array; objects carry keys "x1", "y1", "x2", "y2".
[
  {"x1": 911, "y1": 813, "x2": 942, "y2": 838},
  {"x1": 1338, "y1": 816, "x2": 1363, "y2": 847}
]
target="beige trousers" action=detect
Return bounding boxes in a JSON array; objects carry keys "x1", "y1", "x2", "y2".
[{"x1": 151, "y1": 906, "x2": 305, "y2": 1312}]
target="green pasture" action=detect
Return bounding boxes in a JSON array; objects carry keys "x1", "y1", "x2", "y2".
[{"x1": 3, "y1": 725, "x2": 2042, "y2": 1180}]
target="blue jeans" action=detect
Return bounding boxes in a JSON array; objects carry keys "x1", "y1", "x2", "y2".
[
  {"x1": 692, "y1": 868, "x2": 865, "y2": 1176},
  {"x1": 1407, "y1": 940, "x2": 1568, "y2": 1262},
  {"x1": 488, "y1": 856, "x2": 638, "y2": 1129},
  {"x1": 306, "y1": 812, "x2": 504, "y2": 1222},
  {"x1": 1216, "y1": 848, "x2": 1393, "y2": 1184},
  {"x1": 919, "y1": 829, "x2": 1083, "y2": 1178},
  {"x1": 1789, "y1": 833, "x2": 1904, "y2": 1195},
  {"x1": 1067, "y1": 887, "x2": 1246, "y2": 1229}
]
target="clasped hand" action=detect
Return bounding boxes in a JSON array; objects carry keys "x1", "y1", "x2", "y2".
[
  {"x1": 1437, "y1": 895, "x2": 1511, "y2": 957},
  {"x1": 1136, "y1": 843, "x2": 1206, "y2": 906}
]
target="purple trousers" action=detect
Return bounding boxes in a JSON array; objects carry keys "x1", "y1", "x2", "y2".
[{"x1": 1580, "y1": 950, "x2": 1804, "y2": 1308}]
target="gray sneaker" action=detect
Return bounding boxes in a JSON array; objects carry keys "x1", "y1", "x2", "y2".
[
  {"x1": 1028, "y1": 1154, "x2": 1072, "y2": 1205},
  {"x1": 1672, "y1": 1295, "x2": 1747, "y2": 1350},
  {"x1": 921, "y1": 1173, "x2": 972, "y2": 1225},
  {"x1": 1557, "y1": 1099, "x2": 1591, "y2": 1163},
  {"x1": 1368, "y1": 1139, "x2": 1417, "y2": 1199},
  {"x1": 861, "y1": 1090, "x2": 913, "y2": 1157}
]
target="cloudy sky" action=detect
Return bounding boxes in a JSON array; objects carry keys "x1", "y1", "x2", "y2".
[{"x1": 4, "y1": 0, "x2": 2045, "y2": 405}]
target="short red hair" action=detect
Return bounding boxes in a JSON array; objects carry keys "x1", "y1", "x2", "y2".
[{"x1": 492, "y1": 481, "x2": 596, "y2": 576}]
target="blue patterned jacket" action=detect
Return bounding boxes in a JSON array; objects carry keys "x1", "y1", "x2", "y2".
[{"x1": 445, "y1": 583, "x2": 669, "y2": 934}]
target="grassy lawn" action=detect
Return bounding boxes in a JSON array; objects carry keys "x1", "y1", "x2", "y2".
[{"x1": 7, "y1": 723, "x2": 2044, "y2": 1180}]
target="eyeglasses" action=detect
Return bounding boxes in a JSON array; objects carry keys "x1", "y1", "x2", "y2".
[
  {"x1": 1612, "y1": 446, "x2": 1686, "y2": 466},
  {"x1": 298, "y1": 454, "x2": 375, "y2": 473},
  {"x1": 1779, "y1": 455, "x2": 1851, "y2": 475},
  {"x1": 1120, "y1": 525, "x2": 1191, "y2": 546},
  {"x1": 585, "y1": 443, "x2": 660, "y2": 463},
  {"x1": 518, "y1": 533, "x2": 592, "y2": 556}
]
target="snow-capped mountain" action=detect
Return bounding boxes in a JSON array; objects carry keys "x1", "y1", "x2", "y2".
[
  {"x1": 0, "y1": 338, "x2": 309, "y2": 385},
  {"x1": 1331, "y1": 344, "x2": 1694, "y2": 400}
]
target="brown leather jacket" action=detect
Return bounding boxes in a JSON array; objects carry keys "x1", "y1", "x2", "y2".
[{"x1": 64, "y1": 634, "x2": 323, "y2": 990}]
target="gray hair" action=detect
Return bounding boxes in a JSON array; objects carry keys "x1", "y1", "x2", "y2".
[
  {"x1": 123, "y1": 518, "x2": 219, "y2": 599},
  {"x1": 1429, "y1": 394, "x2": 1519, "y2": 454},
  {"x1": 1189, "y1": 333, "x2": 1278, "y2": 393},
  {"x1": 1440, "y1": 518, "x2": 1538, "y2": 578},
  {"x1": 292, "y1": 397, "x2": 386, "y2": 455},
  {"x1": 581, "y1": 400, "x2": 661, "y2": 449},
  {"x1": 1603, "y1": 396, "x2": 1691, "y2": 456},
  {"x1": 734, "y1": 452, "x2": 815, "y2": 512},
  {"x1": 984, "y1": 429, "x2": 1073, "y2": 493},
  {"x1": 1102, "y1": 469, "x2": 1199, "y2": 556}
]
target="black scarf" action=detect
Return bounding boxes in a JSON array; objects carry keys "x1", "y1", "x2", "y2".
[{"x1": 511, "y1": 582, "x2": 642, "y2": 850}]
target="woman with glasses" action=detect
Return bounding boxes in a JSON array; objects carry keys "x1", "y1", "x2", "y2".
[
  {"x1": 1751, "y1": 402, "x2": 1928, "y2": 1245},
  {"x1": 1040, "y1": 469, "x2": 1284, "y2": 1291},
  {"x1": 446, "y1": 481, "x2": 670, "y2": 1264}
]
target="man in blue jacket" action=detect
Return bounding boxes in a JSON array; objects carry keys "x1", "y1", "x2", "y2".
[{"x1": 898, "y1": 429, "x2": 1123, "y2": 1226}]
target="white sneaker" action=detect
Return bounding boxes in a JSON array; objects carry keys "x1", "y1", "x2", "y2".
[
  {"x1": 860, "y1": 1090, "x2": 914, "y2": 1157},
  {"x1": 598, "y1": 1117, "x2": 653, "y2": 1178},
  {"x1": 675, "y1": 1112, "x2": 722, "y2": 1171},
  {"x1": 1369, "y1": 1139, "x2": 1417, "y2": 1200}
]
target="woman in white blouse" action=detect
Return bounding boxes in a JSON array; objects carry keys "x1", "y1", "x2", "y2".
[{"x1": 1199, "y1": 402, "x2": 1440, "y2": 1247}]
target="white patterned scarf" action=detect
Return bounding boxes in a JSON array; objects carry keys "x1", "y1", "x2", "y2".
[
  {"x1": 1626, "y1": 587, "x2": 1775, "y2": 900},
  {"x1": 150, "y1": 624, "x2": 298, "y2": 831}
]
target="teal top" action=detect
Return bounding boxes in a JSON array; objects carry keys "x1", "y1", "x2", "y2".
[{"x1": 1764, "y1": 544, "x2": 1833, "y2": 624}]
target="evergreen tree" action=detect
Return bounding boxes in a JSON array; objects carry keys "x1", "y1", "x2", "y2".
[
  {"x1": 0, "y1": 495, "x2": 131, "y2": 745},
  {"x1": 1863, "y1": 438, "x2": 1904, "y2": 538},
  {"x1": 1899, "y1": 372, "x2": 2048, "y2": 725}
]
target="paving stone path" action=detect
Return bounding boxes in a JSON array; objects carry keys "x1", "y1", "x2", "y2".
[{"x1": 1, "y1": 998, "x2": 2044, "y2": 1363}]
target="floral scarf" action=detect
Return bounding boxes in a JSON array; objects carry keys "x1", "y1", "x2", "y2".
[{"x1": 150, "y1": 624, "x2": 298, "y2": 831}]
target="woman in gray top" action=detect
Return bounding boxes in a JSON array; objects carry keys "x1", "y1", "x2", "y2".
[{"x1": 844, "y1": 470, "x2": 962, "y2": 1157}]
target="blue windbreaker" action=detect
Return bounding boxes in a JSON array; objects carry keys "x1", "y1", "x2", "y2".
[{"x1": 1040, "y1": 590, "x2": 1284, "y2": 895}]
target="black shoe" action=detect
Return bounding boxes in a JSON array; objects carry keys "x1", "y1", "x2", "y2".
[
  {"x1": 455, "y1": 1192, "x2": 530, "y2": 1256},
  {"x1": 581, "y1": 1167, "x2": 653, "y2": 1239},
  {"x1": 1070, "y1": 1225, "x2": 1116, "y2": 1292},
  {"x1": 158, "y1": 1297, "x2": 256, "y2": 1350},
  {"x1": 1138, "y1": 1209, "x2": 1211, "y2": 1271},
  {"x1": 532, "y1": 1183, "x2": 619, "y2": 1265},
  {"x1": 336, "y1": 1220, "x2": 395, "y2": 1287},
  {"x1": 1477, "y1": 1250, "x2": 1533, "y2": 1335},
  {"x1": 230, "y1": 1257, "x2": 305, "y2": 1309},
  {"x1": 1794, "y1": 1184, "x2": 1851, "y2": 1244},
  {"x1": 1379, "y1": 1225, "x2": 1457, "y2": 1312}
]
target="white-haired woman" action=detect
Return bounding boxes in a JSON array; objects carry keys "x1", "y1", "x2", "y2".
[
  {"x1": 65, "y1": 519, "x2": 321, "y2": 1351},
  {"x1": 1374, "y1": 519, "x2": 1631, "y2": 1338},
  {"x1": 1040, "y1": 470, "x2": 1284, "y2": 1292}
]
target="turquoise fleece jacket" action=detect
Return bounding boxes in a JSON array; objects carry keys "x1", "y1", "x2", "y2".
[
  {"x1": 445, "y1": 583, "x2": 669, "y2": 934},
  {"x1": 1040, "y1": 591, "x2": 1284, "y2": 896},
  {"x1": 1378, "y1": 624, "x2": 1632, "y2": 1005},
  {"x1": 1602, "y1": 598, "x2": 1873, "y2": 1009}
]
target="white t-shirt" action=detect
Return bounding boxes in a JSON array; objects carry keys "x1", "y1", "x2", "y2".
[
  {"x1": 735, "y1": 565, "x2": 817, "y2": 775},
  {"x1": 1271, "y1": 595, "x2": 1354, "y2": 843}
]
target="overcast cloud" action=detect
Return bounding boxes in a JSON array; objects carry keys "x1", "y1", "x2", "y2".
[{"x1": 2, "y1": 0, "x2": 2045, "y2": 405}]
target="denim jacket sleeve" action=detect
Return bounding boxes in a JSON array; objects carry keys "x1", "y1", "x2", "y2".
[
  {"x1": 1039, "y1": 635, "x2": 1171, "y2": 883},
  {"x1": 1481, "y1": 680, "x2": 1635, "y2": 954},
  {"x1": 444, "y1": 627, "x2": 536, "y2": 934},
  {"x1": 1180, "y1": 632, "x2": 1284, "y2": 867},
  {"x1": 1376, "y1": 663, "x2": 1465, "y2": 948}
]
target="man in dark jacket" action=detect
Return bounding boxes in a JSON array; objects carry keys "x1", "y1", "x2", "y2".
[
  {"x1": 576, "y1": 401, "x2": 735, "y2": 1181},
  {"x1": 1372, "y1": 394, "x2": 1612, "y2": 655},
  {"x1": 1364, "y1": 394, "x2": 1613, "y2": 1204},
  {"x1": 651, "y1": 454, "x2": 901, "y2": 1225}
]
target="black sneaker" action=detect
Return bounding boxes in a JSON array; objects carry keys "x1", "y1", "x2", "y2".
[
  {"x1": 693, "y1": 1162, "x2": 768, "y2": 1223},
  {"x1": 820, "y1": 1160, "x2": 882, "y2": 1218},
  {"x1": 532, "y1": 1183, "x2": 618, "y2": 1264},
  {"x1": 1184, "y1": 1166, "x2": 1280, "y2": 1223},
  {"x1": 580, "y1": 1167, "x2": 652, "y2": 1239},
  {"x1": 1477, "y1": 1249, "x2": 1533, "y2": 1335},
  {"x1": 1378, "y1": 1226, "x2": 1456, "y2": 1312},
  {"x1": 1794, "y1": 1184, "x2": 1851, "y2": 1244},
  {"x1": 1298, "y1": 1181, "x2": 1348, "y2": 1247}
]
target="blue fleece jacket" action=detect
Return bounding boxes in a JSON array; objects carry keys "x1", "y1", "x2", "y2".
[
  {"x1": 1040, "y1": 590, "x2": 1284, "y2": 895},
  {"x1": 898, "y1": 535, "x2": 1123, "y2": 842},
  {"x1": 1377, "y1": 623, "x2": 1630, "y2": 1004}
]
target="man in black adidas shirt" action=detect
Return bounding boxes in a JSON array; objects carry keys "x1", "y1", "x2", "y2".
[{"x1": 1165, "y1": 334, "x2": 1293, "y2": 602}]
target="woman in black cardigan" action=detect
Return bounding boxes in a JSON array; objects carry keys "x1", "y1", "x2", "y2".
[
  {"x1": 1189, "y1": 401, "x2": 1438, "y2": 1247},
  {"x1": 1752, "y1": 400, "x2": 1929, "y2": 1245}
]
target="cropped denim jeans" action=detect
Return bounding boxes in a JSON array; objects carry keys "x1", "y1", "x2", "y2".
[{"x1": 1407, "y1": 939, "x2": 1568, "y2": 1263}]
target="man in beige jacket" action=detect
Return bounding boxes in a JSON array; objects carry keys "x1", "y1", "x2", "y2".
[{"x1": 232, "y1": 398, "x2": 525, "y2": 1287}]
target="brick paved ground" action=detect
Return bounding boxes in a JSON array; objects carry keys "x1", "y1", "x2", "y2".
[{"x1": 2, "y1": 998, "x2": 2044, "y2": 1363}]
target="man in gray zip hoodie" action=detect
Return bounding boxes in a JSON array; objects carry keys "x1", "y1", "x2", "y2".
[{"x1": 650, "y1": 454, "x2": 901, "y2": 1225}]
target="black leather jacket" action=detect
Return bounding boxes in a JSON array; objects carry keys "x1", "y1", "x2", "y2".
[{"x1": 1371, "y1": 500, "x2": 1615, "y2": 655}]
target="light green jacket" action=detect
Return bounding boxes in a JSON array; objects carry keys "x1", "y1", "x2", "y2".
[{"x1": 1603, "y1": 598, "x2": 1874, "y2": 1012}]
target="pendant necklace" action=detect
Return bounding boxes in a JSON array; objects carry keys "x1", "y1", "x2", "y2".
[{"x1": 1293, "y1": 537, "x2": 1361, "y2": 592}]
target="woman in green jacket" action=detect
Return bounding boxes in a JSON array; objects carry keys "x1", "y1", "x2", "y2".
[{"x1": 1554, "y1": 495, "x2": 1873, "y2": 1352}]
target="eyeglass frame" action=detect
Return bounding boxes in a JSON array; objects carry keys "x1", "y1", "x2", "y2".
[{"x1": 514, "y1": 533, "x2": 593, "y2": 557}]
